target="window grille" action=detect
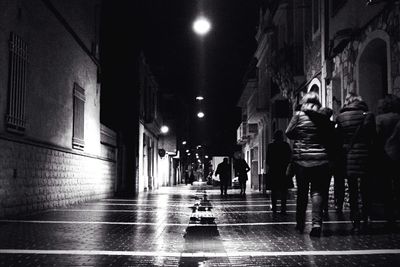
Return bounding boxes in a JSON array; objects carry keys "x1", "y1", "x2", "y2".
[
  {"x1": 6, "y1": 32, "x2": 28, "y2": 133},
  {"x1": 73, "y1": 83, "x2": 85, "y2": 149}
]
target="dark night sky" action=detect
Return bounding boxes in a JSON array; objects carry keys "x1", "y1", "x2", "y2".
[{"x1": 100, "y1": 0, "x2": 260, "y2": 155}]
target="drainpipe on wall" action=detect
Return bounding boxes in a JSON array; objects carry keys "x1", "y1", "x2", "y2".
[{"x1": 321, "y1": 0, "x2": 330, "y2": 107}]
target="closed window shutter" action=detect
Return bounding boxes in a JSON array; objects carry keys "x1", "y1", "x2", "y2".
[
  {"x1": 73, "y1": 83, "x2": 85, "y2": 149},
  {"x1": 6, "y1": 32, "x2": 28, "y2": 133}
]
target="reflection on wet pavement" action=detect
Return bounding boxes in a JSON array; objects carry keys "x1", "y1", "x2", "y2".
[{"x1": 0, "y1": 183, "x2": 399, "y2": 266}]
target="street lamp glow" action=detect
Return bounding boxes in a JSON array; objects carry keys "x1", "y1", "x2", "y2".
[
  {"x1": 182, "y1": 141, "x2": 187, "y2": 145},
  {"x1": 197, "y1": 111, "x2": 205, "y2": 118},
  {"x1": 161, "y1": 125, "x2": 169, "y2": 134},
  {"x1": 193, "y1": 17, "x2": 211, "y2": 35},
  {"x1": 196, "y1": 96, "x2": 204, "y2": 101},
  {"x1": 186, "y1": 149, "x2": 190, "y2": 153}
]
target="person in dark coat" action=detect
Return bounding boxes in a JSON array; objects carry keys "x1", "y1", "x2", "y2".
[
  {"x1": 336, "y1": 92, "x2": 376, "y2": 233},
  {"x1": 266, "y1": 130, "x2": 292, "y2": 214},
  {"x1": 375, "y1": 94, "x2": 400, "y2": 228},
  {"x1": 285, "y1": 92, "x2": 331, "y2": 237},
  {"x1": 233, "y1": 152, "x2": 250, "y2": 196},
  {"x1": 318, "y1": 107, "x2": 345, "y2": 217},
  {"x1": 215, "y1": 158, "x2": 231, "y2": 197}
]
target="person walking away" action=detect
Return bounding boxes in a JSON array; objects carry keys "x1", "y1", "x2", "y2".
[
  {"x1": 215, "y1": 158, "x2": 231, "y2": 197},
  {"x1": 375, "y1": 94, "x2": 400, "y2": 230},
  {"x1": 266, "y1": 130, "x2": 292, "y2": 214},
  {"x1": 319, "y1": 107, "x2": 345, "y2": 218},
  {"x1": 233, "y1": 152, "x2": 250, "y2": 197},
  {"x1": 286, "y1": 92, "x2": 332, "y2": 237},
  {"x1": 189, "y1": 170, "x2": 195, "y2": 185},
  {"x1": 336, "y1": 92, "x2": 376, "y2": 234}
]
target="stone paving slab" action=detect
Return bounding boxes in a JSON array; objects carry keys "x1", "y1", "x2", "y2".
[
  {"x1": 1, "y1": 253, "x2": 400, "y2": 266},
  {"x1": 0, "y1": 185, "x2": 399, "y2": 266}
]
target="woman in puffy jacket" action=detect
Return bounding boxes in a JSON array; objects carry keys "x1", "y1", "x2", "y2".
[
  {"x1": 285, "y1": 92, "x2": 332, "y2": 237},
  {"x1": 336, "y1": 92, "x2": 376, "y2": 233}
]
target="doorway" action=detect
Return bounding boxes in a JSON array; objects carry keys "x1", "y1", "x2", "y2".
[{"x1": 357, "y1": 36, "x2": 389, "y2": 113}]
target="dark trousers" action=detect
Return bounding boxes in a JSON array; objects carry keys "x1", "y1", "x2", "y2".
[
  {"x1": 239, "y1": 179, "x2": 247, "y2": 193},
  {"x1": 347, "y1": 176, "x2": 371, "y2": 224},
  {"x1": 382, "y1": 160, "x2": 400, "y2": 223},
  {"x1": 295, "y1": 164, "x2": 331, "y2": 228},
  {"x1": 271, "y1": 188, "x2": 287, "y2": 212},
  {"x1": 334, "y1": 172, "x2": 345, "y2": 209},
  {"x1": 220, "y1": 180, "x2": 229, "y2": 195}
]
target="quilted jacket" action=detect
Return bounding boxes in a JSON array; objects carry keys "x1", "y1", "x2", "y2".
[
  {"x1": 336, "y1": 101, "x2": 376, "y2": 177},
  {"x1": 285, "y1": 103, "x2": 330, "y2": 168}
]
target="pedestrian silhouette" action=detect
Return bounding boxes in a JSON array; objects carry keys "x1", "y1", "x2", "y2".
[
  {"x1": 266, "y1": 130, "x2": 292, "y2": 214},
  {"x1": 336, "y1": 92, "x2": 376, "y2": 234},
  {"x1": 286, "y1": 92, "x2": 331, "y2": 237},
  {"x1": 375, "y1": 94, "x2": 400, "y2": 230},
  {"x1": 233, "y1": 151, "x2": 250, "y2": 197},
  {"x1": 215, "y1": 158, "x2": 231, "y2": 197}
]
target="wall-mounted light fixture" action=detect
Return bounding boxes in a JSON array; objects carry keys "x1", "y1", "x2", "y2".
[{"x1": 160, "y1": 125, "x2": 169, "y2": 134}]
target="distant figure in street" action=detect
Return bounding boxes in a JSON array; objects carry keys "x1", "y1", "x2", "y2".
[
  {"x1": 286, "y1": 92, "x2": 332, "y2": 237},
  {"x1": 375, "y1": 94, "x2": 400, "y2": 229},
  {"x1": 336, "y1": 92, "x2": 376, "y2": 234},
  {"x1": 189, "y1": 170, "x2": 195, "y2": 185},
  {"x1": 266, "y1": 130, "x2": 292, "y2": 214},
  {"x1": 233, "y1": 151, "x2": 250, "y2": 197},
  {"x1": 185, "y1": 170, "x2": 189, "y2": 185},
  {"x1": 215, "y1": 158, "x2": 231, "y2": 197}
]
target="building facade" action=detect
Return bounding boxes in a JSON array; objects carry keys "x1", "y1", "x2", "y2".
[
  {"x1": 238, "y1": 0, "x2": 400, "y2": 199},
  {"x1": 137, "y1": 54, "x2": 178, "y2": 193},
  {"x1": 0, "y1": 0, "x2": 116, "y2": 218}
]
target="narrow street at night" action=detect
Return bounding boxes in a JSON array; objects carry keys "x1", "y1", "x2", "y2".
[
  {"x1": 2, "y1": 0, "x2": 400, "y2": 266},
  {"x1": 0, "y1": 184, "x2": 399, "y2": 266}
]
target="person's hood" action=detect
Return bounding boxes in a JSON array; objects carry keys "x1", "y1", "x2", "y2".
[
  {"x1": 301, "y1": 102, "x2": 320, "y2": 112},
  {"x1": 340, "y1": 100, "x2": 369, "y2": 113}
]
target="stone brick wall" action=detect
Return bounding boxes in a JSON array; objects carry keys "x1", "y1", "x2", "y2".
[{"x1": 0, "y1": 138, "x2": 115, "y2": 218}]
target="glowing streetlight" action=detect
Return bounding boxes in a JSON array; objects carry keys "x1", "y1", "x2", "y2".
[
  {"x1": 197, "y1": 111, "x2": 205, "y2": 118},
  {"x1": 196, "y1": 96, "x2": 204, "y2": 101},
  {"x1": 182, "y1": 141, "x2": 187, "y2": 145},
  {"x1": 193, "y1": 17, "x2": 211, "y2": 35},
  {"x1": 161, "y1": 125, "x2": 169, "y2": 134}
]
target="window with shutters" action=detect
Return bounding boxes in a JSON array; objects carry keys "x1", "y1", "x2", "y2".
[
  {"x1": 6, "y1": 32, "x2": 28, "y2": 133},
  {"x1": 73, "y1": 83, "x2": 85, "y2": 149}
]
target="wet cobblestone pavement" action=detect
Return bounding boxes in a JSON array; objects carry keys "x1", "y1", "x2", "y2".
[{"x1": 0, "y1": 183, "x2": 400, "y2": 266}]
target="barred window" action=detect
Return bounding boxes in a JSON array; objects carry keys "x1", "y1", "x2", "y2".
[
  {"x1": 73, "y1": 83, "x2": 85, "y2": 149},
  {"x1": 6, "y1": 32, "x2": 27, "y2": 133}
]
